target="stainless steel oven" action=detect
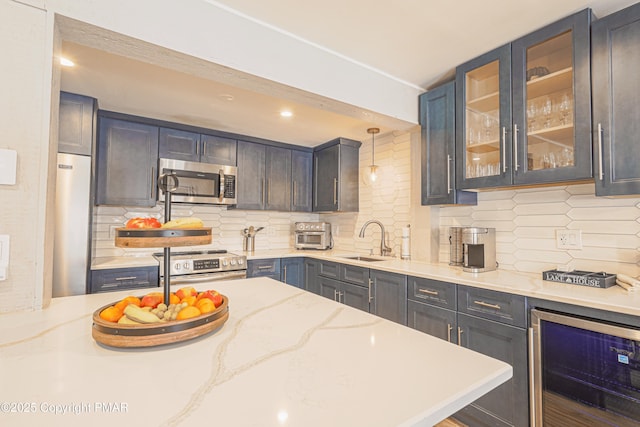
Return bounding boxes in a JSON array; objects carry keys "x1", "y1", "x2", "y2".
[
  {"x1": 530, "y1": 309, "x2": 640, "y2": 426},
  {"x1": 153, "y1": 250, "x2": 246, "y2": 285}
]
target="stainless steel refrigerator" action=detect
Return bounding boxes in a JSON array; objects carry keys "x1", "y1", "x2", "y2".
[{"x1": 53, "y1": 152, "x2": 92, "y2": 297}]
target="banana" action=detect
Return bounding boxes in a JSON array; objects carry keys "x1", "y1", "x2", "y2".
[
  {"x1": 124, "y1": 304, "x2": 162, "y2": 324},
  {"x1": 117, "y1": 314, "x2": 143, "y2": 325},
  {"x1": 161, "y1": 217, "x2": 204, "y2": 229}
]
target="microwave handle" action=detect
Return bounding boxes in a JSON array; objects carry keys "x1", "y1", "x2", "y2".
[{"x1": 219, "y1": 169, "x2": 225, "y2": 202}]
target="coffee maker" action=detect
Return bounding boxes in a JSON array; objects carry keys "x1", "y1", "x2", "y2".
[{"x1": 462, "y1": 227, "x2": 497, "y2": 273}]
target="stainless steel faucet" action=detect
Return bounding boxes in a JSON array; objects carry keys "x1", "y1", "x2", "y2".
[{"x1": 358, "y1": 220, "x2": 392, "y2": 256}]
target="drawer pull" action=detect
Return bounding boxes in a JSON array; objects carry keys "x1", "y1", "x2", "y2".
[
  {"x1": 101, "y1": 284, "x2": 119, "y2": 288},
  {"x1": 418, "y1": 289, "x2": 438, "y2": 296},
  {"x1": 473, "y1": 300, "x2": 501, "y2": 310},
  {"x1": 457, "y1": 327, "x2": 463, "y2": 346},
  {"x1": 447, "y1": 324, "x2": 453, "y2": 343},
  {"x1": 257, "y1": 265, "x2": 273, "y2": 270},
  {"x1": 115, "y1": 276, "x2": 137, "y2": 281}
]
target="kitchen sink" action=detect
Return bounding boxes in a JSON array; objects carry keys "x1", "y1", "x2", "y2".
[{"x1": 340, "y1": 256, "x2": 387, "y2": 262}]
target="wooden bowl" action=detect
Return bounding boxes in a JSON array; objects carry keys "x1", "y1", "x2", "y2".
[
  {"x1": 114, "y1": 227, "x2": 212, "y2": 248},
  {"x1": 92, "y1": 295, "x2": 228, "y2": 348}
]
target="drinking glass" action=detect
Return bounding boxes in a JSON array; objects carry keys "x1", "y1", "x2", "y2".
[
  {"x1": 559, "y1": 94, "x2": 571, "y2": 125},
  {"x1": 541, "y1": 97, "x2": 552, "y2": 128}
]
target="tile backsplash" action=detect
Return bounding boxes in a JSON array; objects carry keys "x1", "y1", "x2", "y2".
[
  {"x1": 93, "y1": 130, "x2": 639, "y2": 281},
  {"x1": 439, "y1": 183, "x2": 640, "y2": 276}
]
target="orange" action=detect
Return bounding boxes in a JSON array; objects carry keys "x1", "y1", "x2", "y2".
[
  {"x1": 121, "y1": 295, "x2": 141, "y2": 307},
  {"x1": 99, "y1": 306, "x2": 123, "y2": 322},
  {"x1": 181, "y1": 295, "x2": 197, "y2": 306},
  {"x1": 195, "y1": 298, "x2": 215, "y2": 314},
  {"x1": 176, "y1": 306, "x2": 201, "y2": 320},
  {"x1": 114, "y1": 295, "x2": 141, "y2": 312},
  {"x1": 169, "y1": 293, "x2": 180, "y2": 305}
]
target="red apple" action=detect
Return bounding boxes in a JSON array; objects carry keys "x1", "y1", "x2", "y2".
[
  {"x1": 175, "y1": 287, "x2": 197, "y2": 300},
  {"x1": 140, "y1": 293, "x2": 163, "y2": 308},
  {"x1": 197, "y1": 289, "x2": 223, "y2": 307}
]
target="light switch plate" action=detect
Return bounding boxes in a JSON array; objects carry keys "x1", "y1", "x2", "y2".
[{"x1": 0, "y1": 149, "x2": 17, "y2": 185}]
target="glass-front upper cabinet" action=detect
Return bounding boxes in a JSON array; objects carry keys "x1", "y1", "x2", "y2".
[
  {"x1": 456, "y1": 9, "x2": 592, "y2": 190},
  {"x1": 455, "y1": 44, "x2": 512, "y2": 189},
  {"x1": 511, "y1": 9, "x2": 593, "y2": 185}
]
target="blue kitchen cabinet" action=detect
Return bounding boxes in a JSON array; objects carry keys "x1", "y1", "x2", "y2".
[
  {"x1": 592, "y1": 2, "x2": 640, "y2": 196},
  {"x1": 312, "y1": 138, "x2": 361, "y2": 212},
  {"x1": 453, "y1": 286, "x2": 529, "y2": 427},
  {"x1": 281, "y1": 257, "x2": 304, "y2": 288},
  {"x1": 95, "y1": 115, "x2": 159, "y2": 207},
  {"x1": 370, "y1": 270, "x2": 407, "y2": 325},
  {"x1": 407, "y1": 276, "x2": 458, "y2": 342},
  {"x1": 158, "y1": 127, "x2": 237, "y2": 165},
  {"x1": 291, "y1": 150, "x2": 312, "y2": 212},
  {"x1": 58, "y1": 91, "x2": 97, "y2": 156},
  {"x1": 90, "y1": 266, "x2": 159, "y2": 294},
  {"x1": 419, "y1": 82, "x2": 476, "y2": 206},
  {"x1": 246, "y1": 258, "x2": 280, "y2": 280},
  {"x1": 304, "y1": 258, "x2": 319, "y2": 294}
]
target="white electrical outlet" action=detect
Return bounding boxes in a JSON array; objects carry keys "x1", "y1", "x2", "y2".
[{"x1": 556, "y1": 229, "x2": 582, "y2": 250}]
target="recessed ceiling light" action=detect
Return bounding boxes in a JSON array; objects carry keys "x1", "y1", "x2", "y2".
[
  {"x1": 280, "y1": 110, "x2": 293, "y2": 118},
  {"x1": 60, "y1": 57, "x2": 74, "y2": 67},
  {"x1": 218, "y1": 94, "x2": 234, "y2": 101}
]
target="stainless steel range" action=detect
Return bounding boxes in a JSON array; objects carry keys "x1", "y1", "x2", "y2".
[{"x1": 153, "y1": 250, "x2": 247, "y2": 285}]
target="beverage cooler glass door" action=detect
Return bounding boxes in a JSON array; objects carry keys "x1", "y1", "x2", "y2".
[{"x1": 531, "y1": 309, "x2": 640, "y2": 426}]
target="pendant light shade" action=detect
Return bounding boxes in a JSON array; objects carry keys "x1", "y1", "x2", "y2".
[{"x1": 367, "y1": 127, "x2": 380, "y2": 182}]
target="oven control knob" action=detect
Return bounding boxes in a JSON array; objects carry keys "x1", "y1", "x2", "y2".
[
  {"x1": 230, "y1": 259, "x2": 237, "y2": 266},
  {"x1": 222, "y1": 260, "x2": 228, "y2": 267},
  {"x1": 237, "y1": 258, "x2": 244, "y2": 265},
  {"x1": 183, "y1": 262, "x2": 190, "y2": 270},
  {"x1": 174, "y1": 264, "x2": 181, "y2": 271}
]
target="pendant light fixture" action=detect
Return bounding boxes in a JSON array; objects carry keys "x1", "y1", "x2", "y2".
[{"x1": 367, "y1": 127, "x2": 380, "y2": 182}]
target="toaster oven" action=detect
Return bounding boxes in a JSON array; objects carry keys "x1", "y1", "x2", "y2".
[{"x1": 294, "y1": 222, "x2": 332, "y2": 250}]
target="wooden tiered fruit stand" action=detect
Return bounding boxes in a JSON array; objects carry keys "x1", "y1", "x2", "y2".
[{"x1": 92, "y1": 173, "x2": 229, "y2": 348}]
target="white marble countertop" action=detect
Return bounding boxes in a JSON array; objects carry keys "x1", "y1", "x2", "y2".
[
  {"x1": 93, "y1": 249, "x2": 640, "y2": 318},
  {"x1": 0, "y1": 278, "x2": 510, "y2": 427}
]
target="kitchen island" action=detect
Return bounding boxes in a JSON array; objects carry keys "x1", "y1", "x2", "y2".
[{"x1": 0, "y1": 277, "x2": 511, "y2": 427}]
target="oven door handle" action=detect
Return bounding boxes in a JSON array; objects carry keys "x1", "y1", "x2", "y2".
[{"x1": 167, "y1": 271, "x2": 247, "y2": 285}]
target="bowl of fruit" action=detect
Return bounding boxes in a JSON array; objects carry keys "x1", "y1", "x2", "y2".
[{"x1": 92, "y1": 287, "x2": 228, "y2": 348}]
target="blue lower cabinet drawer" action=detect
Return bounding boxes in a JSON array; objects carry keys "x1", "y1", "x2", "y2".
[
  {"x1": 457, "y1": 285, "x2": 527, "y2": 328},
  {"x1": 90, "y1": 266, "x2": 159, "y2": 293},
  {"x1": 247, "y1": 259, "x2": 281, "y2": 278}
]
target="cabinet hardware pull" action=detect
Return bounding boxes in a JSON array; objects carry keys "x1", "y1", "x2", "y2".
[
  {"x1": 473, "y1": 300, "x2": 501, "y2": 310},
  {"x1": 150, "y1": 167, "x2": 155, "y2": 199},
  {"x1": 513, "y1": 124, "x2": 519, "y2": 172},
  {"x1": 196, "y1": 142, "x2": 200, "y2": 156},
  {"x1": 265, "y1": 180, "x2": 271, "y2": 205},
  {"x1": 261, "y1": 179, "x2": 265, "y2": 204},
  {"x1": 528, "y1": 327, "x2": 537, "y2": 427},
  {"x1": 368, "y1": 278, "x2": 373, "y2": 302},
  {"x1": 418, "y1": 289, "x2": 438, "y2": 296},
  {"x1": 219, "y1": 169, "x2": 225, "y2": 202},
  {"x1": 201, "y1": 142, "x2": 206, "y2": 157},
  {"x1": 457, "y1": 327, "x2": 463, "y2": 346},
  {"x1": 447, "y1": 324, "x2": 453, "y2": 343},
  {"x1": 115, "y1": 276, "x2": 137, "y2": 281},
  {"x1": 502, "y1": 126, "x2": 507, "y2": 173},
  {"x1": 334, "y1": 289, "x2": 339, "y2": 301},
  {"x1": 257, "y1": 265, "x2": 272, "y2": 270},
  {"x1": 597, "y1": 123, "x2": 604, "y2": 181},
  {"x1": 333, "y1": 178, "x2": 338, "y2": 205},
  {"x1": 282, "y1": 266, "x2": 287, "y2": 282},
  {"x1": 292, "y1": 181, "x2": 297, "y2": 206},
  {"x1": 446, "y1": 154, "x2": 452, "y2": 194}
]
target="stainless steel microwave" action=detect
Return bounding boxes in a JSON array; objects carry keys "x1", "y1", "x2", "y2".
[{"x1": 158, "y1": 158, "x2": 237, "y2": 205}]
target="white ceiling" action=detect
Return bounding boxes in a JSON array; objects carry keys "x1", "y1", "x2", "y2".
[{"x1": 59, "y1": 0, "x2": 637, "y2": 148}]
